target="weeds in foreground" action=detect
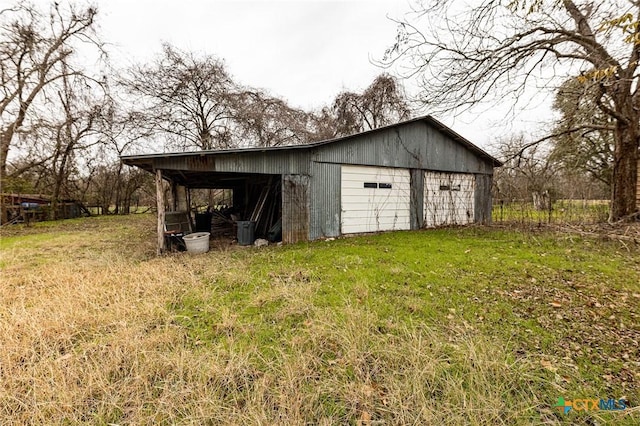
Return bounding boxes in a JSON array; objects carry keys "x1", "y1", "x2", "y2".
[{"x1": 0, "y1": 215, "x2": 638, "y2": 424}]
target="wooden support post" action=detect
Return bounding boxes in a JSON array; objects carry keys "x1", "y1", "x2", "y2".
[{"x1": 155, "y1": 169, "x2": 166, "y2": 255}]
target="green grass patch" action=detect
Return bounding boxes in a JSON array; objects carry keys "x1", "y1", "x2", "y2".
[
  {"x1": 493, "y1": 200, "x2": 610, "y2": 224},
  {"x1": 168, "y1": 226, "x2": 639, "y2": 424}
]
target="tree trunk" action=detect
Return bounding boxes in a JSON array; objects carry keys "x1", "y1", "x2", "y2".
[
  {"x1": 0, "y1": 130, "x2": 14, "y2": 223},
  {"x1": 532, "y1": 190, "x2": 551, "y2": 211},
  {"x1": 610, "y1": 119, "x2": 639, "y2": 221},
  {"x1": 51, "y1": 145, "x2": 72, "y2": 221},
  {"x1": 0, "y1": 131, "x2": 11, "y2": 183}
]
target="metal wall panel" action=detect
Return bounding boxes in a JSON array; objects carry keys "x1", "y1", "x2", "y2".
[
  {"x1": 124, "y1": 118, "x2": 498, "y2": 242},
  {"x1": 309, "y1": 162, "x2": 341, "y2": 240},
  {"x1": 311, "y1": 122, "x2": 494, "y2": 175},
  {"x1": 282, "y1": 174, "x2": 310, "y2": 244},
  {"x1": 410, "y1": 169, "x2": 424, "y2": 230},
  {"x1": 474, "y1": 174, "x2": 493, "y2": 224},
  {"x1": 154, "y1": 150, "x2": 311, "y2": 175}
]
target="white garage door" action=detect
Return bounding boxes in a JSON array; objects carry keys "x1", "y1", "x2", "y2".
[
  {"x1": 341, "y1": 165, "x2": 410, "y2": 234},
  {"x1": 424, "y1": 171, "x2": 475, "y2": 227}
]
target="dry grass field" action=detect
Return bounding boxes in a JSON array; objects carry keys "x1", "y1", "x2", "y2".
[{"x1": 0, "y1": 214, "x2": 638, "y2": 425}]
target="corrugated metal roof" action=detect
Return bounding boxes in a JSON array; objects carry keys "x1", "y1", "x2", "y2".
[{"x1": 121, "y1": 115, "x2": 503, "y2": 167}]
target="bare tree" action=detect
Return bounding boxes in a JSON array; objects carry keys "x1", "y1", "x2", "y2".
[
  {"x1": 309, "y1": 73, "x2": 412, "y2": 141},
  {"x1": 49, "y1": 61, "x2": 106, "y2": 219},
  {"x1": 88, "y1": 85, "x2": 157, "y2": 214},
  {"x1": 85, "y1": 160, "x2": 151, "y2": 215},
  {"x1": 123, "y1": 44, "x2": 238, "y2": 151},
  {"x1": 385, "y1": 0, "x2": 639, "y2": 220},
  {"x1": 10, "y1": 72, "x2": 104, "y2": 220},
  {"x1": 0, "y1": 1, "x2": 100, "y2": 187},
  {"x1": 494, "y1": 135, "x2": 559, "y2": 209},
  {"x1": 234, "y1": 89, "x2": 312, "y2": 147}
]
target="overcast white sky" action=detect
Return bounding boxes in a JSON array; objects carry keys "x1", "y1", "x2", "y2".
[
  {"x1": 100, "y1": 0, "x2": 406, "y2": 107},
  {"x1": 96, "y1": 0, "x2": 553, "y2": 151}
]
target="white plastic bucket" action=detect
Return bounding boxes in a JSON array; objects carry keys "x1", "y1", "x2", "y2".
[{"x1": 183, "y1": 232, "x2": 210, "y2": 254}]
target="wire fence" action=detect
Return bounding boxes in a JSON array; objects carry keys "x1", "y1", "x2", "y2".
[{"x1": 492, "y1": 199, "x2": 610, "y2": 225}]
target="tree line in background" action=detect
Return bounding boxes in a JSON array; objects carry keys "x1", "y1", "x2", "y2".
[
  {"x1": 0, "y1": 1, "x2": 410, "y2": 222},
  {"x1": 1, "y1": 0, "x2": 637, "y2": 224}
]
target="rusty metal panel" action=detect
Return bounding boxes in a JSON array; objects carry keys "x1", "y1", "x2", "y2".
[
  {"x1": 155, "y1": 150, "x2": 311, "y2": 175},
  {"x1": 282, "y1": 174, "x2": 310, "y2": 243}
]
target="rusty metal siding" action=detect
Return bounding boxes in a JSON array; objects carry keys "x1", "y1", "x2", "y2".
[
  {"x1": 154, "y1": 150, "x2": 311, "y2": 175},
  {"x1": 474, "y1": 174, "x2": 493, "y2": 224},
  {"x1": 282, "y1": 174, "x2": 310, "y2": 244},
  {"x1": 309, "y1": 162, "x2": 341, "y2": 240}
]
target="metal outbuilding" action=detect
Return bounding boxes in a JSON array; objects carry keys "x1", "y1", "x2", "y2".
[{"x1": 121, "y1": 115, "x2": 502, "y2": 253}]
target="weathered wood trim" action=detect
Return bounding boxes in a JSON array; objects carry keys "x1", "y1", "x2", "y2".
[{"x1": 155, "y1": 169, "x2": 165, "y2": 255}]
